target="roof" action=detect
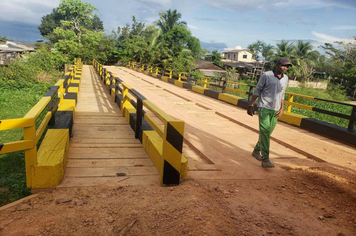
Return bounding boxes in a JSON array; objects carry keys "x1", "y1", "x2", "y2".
[
  {"x1": 196, "y1": 61, "x2": 226, "y2": 71},
  {"x1": 223, "y1": 49, "x2": 253, "y2": 54},
  {"x1": 199, "y1": 70, "x2": 227, "y2": 77},
  {"x1": 221, "y1": 61, "x2": 264, "y2": 70},
  {"x1": 0, "y1": 41, "x2": 36, "y2": 53}
]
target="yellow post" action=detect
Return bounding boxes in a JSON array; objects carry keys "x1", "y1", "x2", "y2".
[
  {"x1": 287, "y1": 94, "x2": 294, "y2": 112},
  {"x1": 178, "y1": 72, "x2": 182, "y2": 81},
  {"x1": 58, "y1": 81, "x2": 64, "y2": 104},
  {"x1": 122, "y1": 86, "x2": 129, "y2": 115},
  {"x1": 169, "y1": 70, "x2": 172, "y2": 78},
  {"x1": 204, "y1": 77, "x2": 208, "y2": 89},
  {"x1": 142, "y1": 64, "x2": 145, "y2": 71},
  {"x1": 23, "y1": 123, "x2": 36, "y2": 188}
]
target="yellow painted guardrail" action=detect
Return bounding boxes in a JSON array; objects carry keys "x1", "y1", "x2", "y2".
[
  {"x1": 125, "y1": 61, "x2": 356, "y2": 136},
  {"x1": 93, "y1": 59, "x2": 187, "y2": 185},
  {"x1": 0, "y1": 59, "x2": 83, "y2": 188}
]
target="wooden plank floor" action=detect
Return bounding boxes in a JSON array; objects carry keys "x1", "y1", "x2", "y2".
[{"x1": 58, "y1": 65, "x2": 159, "y2": 188}]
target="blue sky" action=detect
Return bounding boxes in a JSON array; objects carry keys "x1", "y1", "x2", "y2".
[{"x1": 0, "y1": 0, "x2": 355, "y2": 52}]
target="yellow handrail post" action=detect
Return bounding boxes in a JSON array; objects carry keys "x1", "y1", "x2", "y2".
[
  {"x1": 122, "y1": 86, "x2": 129, "y2": 115},
  {"x1": 204, "y1": 77, "x2": 208, "y2": 89},
  {"x1": 155, "y1": 67, "x2": 159, "y2": 76},
  {"x1": 178, "y1": 72, "x2": 182, "y2": 81},
  {"x1": 23, "y1": 122, "x2": 36, "y2": 188},
  {"x1": 169, "y1": 70, "x2": 172, "y2": 79},
  {"x1": 287, "y1": 94, "x2": 294, "y2": 112}
]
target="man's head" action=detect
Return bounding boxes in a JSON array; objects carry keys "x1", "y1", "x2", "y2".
[
  {"x1": 276, "y1": 57, "x2": 292, "y2": 67},
  {"x1": 276, "y1": 57, "x2": 292, "y2": 74}
]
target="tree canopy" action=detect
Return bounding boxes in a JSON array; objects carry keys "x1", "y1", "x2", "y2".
[{"x1": 115, "y1": 9, "x2": 204, "y2": 72}]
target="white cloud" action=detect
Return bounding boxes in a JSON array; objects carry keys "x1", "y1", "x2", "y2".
[
  {"x1": 0, "y1": 0, "x2": 58, "y2": 24},
  {"x1": 332, "y1": 25, "x2": 356, "y2": 31},
  {"x1": 199, "y1": 0, "x2": 356, "y2": 12},
  {"x1": 188, "y1": 24, "x2": 199, "y2": 30},
  {"x1": 312, "y1": 31, "x2": 356, "y2": 45}
]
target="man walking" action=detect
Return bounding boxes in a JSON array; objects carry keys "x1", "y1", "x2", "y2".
[{"x1": 247, "y1": 57, "x2": 291, "y2": 168}]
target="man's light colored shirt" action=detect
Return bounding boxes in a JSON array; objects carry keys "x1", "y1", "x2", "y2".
[{"x1": 252, "y1": 71, "x2": 288, "y2": 111}]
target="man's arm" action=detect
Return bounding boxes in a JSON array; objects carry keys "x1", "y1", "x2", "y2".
[
  {"x1": 247, "y1": 95, "x2": 259, "y2": 116},
  {"x1": 249, "y1": 95, "x2": 258, "y2": 106},
  {"x1": 276, "y1": 99, "x2": 284, "y2": 118}
]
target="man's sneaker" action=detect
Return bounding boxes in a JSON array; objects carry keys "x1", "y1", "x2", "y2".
[
  {"x1": 252, "y1": 150, "x2": 262, "y2": 161},
  {"x1": 261, "y1": 159, "x2": 275, "y2": 168}
]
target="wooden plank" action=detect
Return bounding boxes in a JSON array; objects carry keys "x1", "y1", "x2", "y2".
[
  {"x1": 71, "y1": 138, "x2": 140, "y2": 144},
  {"x1": 72, "y1": 126, "x2": 134, "y2": 139},
  {"x1": 68, "y1": 147, "x2": 149, "y2": 158},
  {"x1": 66, "y1": 158, "x2": 154, "y2": 168},
  {"x1": 73, "y1": 125, "x2": 133, "y2": 132},
  {"x1": 70, "y1": 143, "x2": 143, "y2": 148},
  {"x1": 75, "y1": 112, "x2": 121, "y2": 117},
  {"x1": 65, "y1": 166, "x2": 158, "y2": 177},
  {"x1": 74, "y1": 117, "x2": 128, "y2": 125}
]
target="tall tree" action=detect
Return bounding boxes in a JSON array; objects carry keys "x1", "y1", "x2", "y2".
[
  {"x1": 44, "y1": 0, "x2": 113, "y2": 63},
  {"x1": 261, "y1": 43, "x2": 275, "y2": 62},
  {"x1": 247, "y1": 40, "x2": 264, "y2": 60},
  {"x1": 294, "y1": 40, "x2": 318, "y2": 60},
  {"x1": 38, "y1": 0, "x2": 103, "y2": 41},
  {"x1": 154, "y1": 9, "x2": 187, "y2": 34},
  {"x1": 276, "y1": 40, "x2": 294, "y2": 57},
  {"x1": 292, "y1": 41, "x2": 321, "y2": 80}
]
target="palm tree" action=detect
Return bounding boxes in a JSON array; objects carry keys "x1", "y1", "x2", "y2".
[
  {"x1": 154, "y1": 9, "x2": 187, "y2": 34},
  {"x1": 293, "y1": 41, "x2": 321, "y2": 80},
  {"x1": 276, "y1": 40, "x2": 294, "y2": 56},
  {"x1": 294, "y1": 40, "x2": 314, "y2": 60},
  {"x1": 247, "y1": 40, "x2": 264, "y2": 60},
  {"x1": 261, "y1": 43, "x2": 275, "y2": 62}
]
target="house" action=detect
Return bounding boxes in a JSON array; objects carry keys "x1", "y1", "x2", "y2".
[
  {"x1": 195, "y1": 60, "x2": 226, "y2": 77},
  {"x1": 0, "y1": 41, "x2": 36, "y2": 64},
  {"x1": 221, "y1": 60, "x2": 266, "y2": 81},
  {"x1": 222, "y1": 49, "x2": 254, "y2": 63}
]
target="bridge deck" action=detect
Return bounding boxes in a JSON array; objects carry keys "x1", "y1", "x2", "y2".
[
  {"x1": 59, "y1": 65, "x2": 356, "y2": 187},
  {"x1": 58, "y1": 66, "x2": 160, "y2": 187}
]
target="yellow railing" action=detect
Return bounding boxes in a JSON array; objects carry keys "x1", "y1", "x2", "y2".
[
  {"x1": 125, "y1": 61, "x2": 356, "y2": 134},
  {"x1": 0, "y1": 59, "x2": 83, "y2": 188},
  {"x1": 93, "y1": 59, "x2": 187, "y2": 185}
]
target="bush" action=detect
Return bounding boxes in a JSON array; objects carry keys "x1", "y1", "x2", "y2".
[{"x1": 0, "y1": 46, "x2": 66, "y2": 91}]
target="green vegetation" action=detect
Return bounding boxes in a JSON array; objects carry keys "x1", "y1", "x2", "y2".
[
  {"x1": 0, "y1": 35, "x2": 12, "y2": 42},
  {"x1": 0, "y1": 46, "x2": 64, "y2": 207},
  {"x1": 38, "y1": 0, "x2": 115, "y2": 64},
  {"x1": 247, "y1": 37, "x2": 356, "y2": 97}
]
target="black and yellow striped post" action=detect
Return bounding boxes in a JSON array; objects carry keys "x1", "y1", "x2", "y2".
[{"x1": 162, "y1": 120, "x2": 185, "y2": 185}]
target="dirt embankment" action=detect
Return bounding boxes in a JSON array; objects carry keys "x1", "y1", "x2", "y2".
[{"x1": 0, "y1": 164, "x2": 355, "y2": 236}]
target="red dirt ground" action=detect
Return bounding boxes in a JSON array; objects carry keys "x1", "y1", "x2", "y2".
[{"x1": 0, "y1": 163, "x2": 355, "y2": 236}]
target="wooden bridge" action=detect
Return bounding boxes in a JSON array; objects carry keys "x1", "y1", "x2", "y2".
[{"x1": 58, "y1": 64, "x2": 355, "y2": 188}]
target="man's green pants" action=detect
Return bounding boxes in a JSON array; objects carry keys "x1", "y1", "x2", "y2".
[{"x1": 254, "y1": 107, "x2": 278, "y2": 160}]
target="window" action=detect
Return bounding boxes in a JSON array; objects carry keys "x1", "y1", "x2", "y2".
[{"x1": 243, "y1": 55, "x2": 247, "y2": 59}]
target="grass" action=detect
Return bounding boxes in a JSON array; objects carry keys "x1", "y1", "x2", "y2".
[
  {"x1": 210, "y1": 79, "x2": 353, "y2": 129},
  {"x1": 0, "y1": 90, "x2": 47, "y2": 207},
  {"x1": 0, "y1": 151, "x2": 31, "y2": 206}
]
